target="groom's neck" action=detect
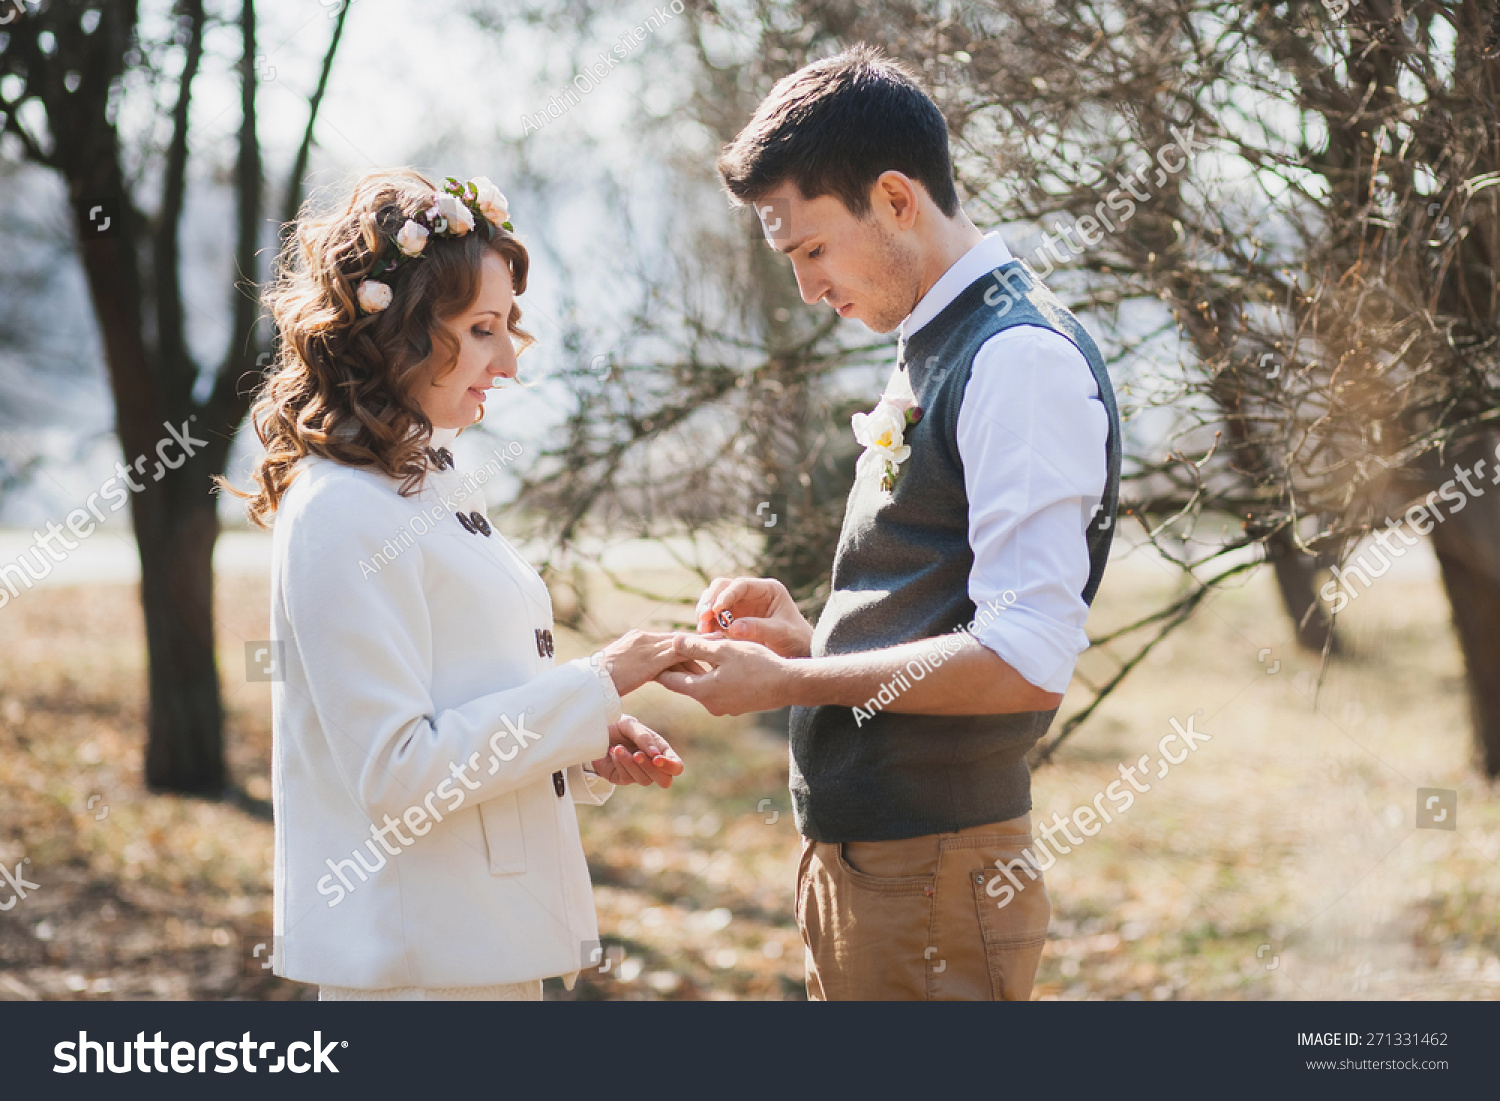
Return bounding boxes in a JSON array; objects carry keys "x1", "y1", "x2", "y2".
[{"x1": 914, "y1": 213, "x2": 985, "y2": 304}]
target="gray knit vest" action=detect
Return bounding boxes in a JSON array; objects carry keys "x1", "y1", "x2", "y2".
[{"x1": 788, "y1": 259, "x2": 1122, "y2": 842}]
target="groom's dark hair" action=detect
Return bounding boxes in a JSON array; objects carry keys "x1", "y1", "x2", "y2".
[{"x1": 717, "y1": 44, "x2": 960, "y2": 219}]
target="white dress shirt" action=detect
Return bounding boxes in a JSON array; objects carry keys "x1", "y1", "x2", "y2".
[
  {"x1": 270, "y1": 426, "x2": 622, "y2": 991},
  {"x1": 892, "y1": 232, "x2": 1110, "y2": 693}
]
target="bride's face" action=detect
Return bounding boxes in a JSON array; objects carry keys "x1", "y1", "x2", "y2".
[{"x1": 413, "y1": 250, "x2": 520, "y2": 430}]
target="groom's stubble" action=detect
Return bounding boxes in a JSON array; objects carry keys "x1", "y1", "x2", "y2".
[{"x1": 863, "y1": 223, "x2": 925, "y2": 334}]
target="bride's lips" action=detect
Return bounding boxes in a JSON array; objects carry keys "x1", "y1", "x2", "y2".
[{"x1": 467, "y1": 386, "x2": 487, "y2": 402}]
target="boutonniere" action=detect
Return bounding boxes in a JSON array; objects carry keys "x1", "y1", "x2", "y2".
[{"x1": 852, "y1": 396, "x2": 924, "y2": 491}]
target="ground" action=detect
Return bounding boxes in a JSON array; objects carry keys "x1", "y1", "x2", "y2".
[{"x1": 0, "y1": 533, "x2": 1496, "y2": 1000}]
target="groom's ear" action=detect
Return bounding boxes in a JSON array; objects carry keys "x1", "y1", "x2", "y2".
[{"x1": 872, "y1": 171, "x2": 921, "y2": 231}]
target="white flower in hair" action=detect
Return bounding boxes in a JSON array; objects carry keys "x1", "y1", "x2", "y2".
[
  {"x1": 470, "y1": 177, "x2": 510, "y2": 228},
  {"x1": 396, "y1": 219, "x2": 429, "y2": 257},
  {"x1": 357, "y1": 279, "x2": 392, "y2": 313},
  {"x1": 427, "y1": 192, "x2": 474, "y2": 236}
]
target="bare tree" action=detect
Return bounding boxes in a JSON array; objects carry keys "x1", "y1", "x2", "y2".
[
  {"x1": 0, "y1": 0, "x2": 349, "y2": 792},
  {"x1": 678, "y1": 0, "x2": 1500, "y2": 771}
]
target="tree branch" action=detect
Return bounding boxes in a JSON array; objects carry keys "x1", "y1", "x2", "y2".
[
  {"x1": 281, "y1": 1, "x2": 351, "y2": 229},
  {"x1": 154, "y1": 0, "x2": 206, "y2": 409}
]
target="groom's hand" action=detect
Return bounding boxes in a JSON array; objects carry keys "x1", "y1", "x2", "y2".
[
  {"x1": 695, "y1": 577, "x2": 813, "y2": 659},
  {"x1": 656, "y1": 634, "x2": 795, "y2": 717}
]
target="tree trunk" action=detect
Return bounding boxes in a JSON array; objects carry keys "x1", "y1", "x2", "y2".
[
  {"x1": 1426, "y1": 482, "x2": 1500, "y2": 778},
  {"x1": 75, "y1": 196, "x2": 229, "y2": 795},
  {"x1": 1267, "y1": 529, "x2": 1340, "y2": 655},
  {"x1": 138, "y1": 496, "x2": 224, "y2": 792}
]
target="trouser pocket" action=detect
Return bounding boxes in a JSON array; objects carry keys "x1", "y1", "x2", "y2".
[
  {"x1": 970, "y1": 842, "x2": 1050, "y2": 1000},
  {"x1": 797, "y1": 839, "x2": 936, "y2": 1000}
]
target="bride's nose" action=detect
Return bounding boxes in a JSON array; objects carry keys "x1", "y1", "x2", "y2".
[{"x1": 489, "y1": 337, "x2": 519, "y2": 380}]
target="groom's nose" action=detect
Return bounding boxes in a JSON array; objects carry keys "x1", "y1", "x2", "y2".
[{"x1": 791, "y1": 260, "x2": 828, "y2": 306}]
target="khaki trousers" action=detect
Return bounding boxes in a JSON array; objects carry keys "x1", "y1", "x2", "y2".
[{"x1": 796, "y1": 813, "x2": 1050, "y2": 1001}]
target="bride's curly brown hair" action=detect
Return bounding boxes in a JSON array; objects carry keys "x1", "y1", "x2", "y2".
[{"x1": 226, "y1": 167, "x2": 531, "y2": 527}]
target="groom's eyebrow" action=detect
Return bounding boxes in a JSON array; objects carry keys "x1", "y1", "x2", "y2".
[{"x1": 774, "y1": 235, "x2": 810, "y2": 254}]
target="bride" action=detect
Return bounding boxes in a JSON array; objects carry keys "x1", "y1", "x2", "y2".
[{"x1": 226, "y1": 168, "x2": 686, "y2": 1000}]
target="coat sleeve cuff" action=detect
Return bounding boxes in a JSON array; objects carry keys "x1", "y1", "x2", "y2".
[
  {"x1": 570, "y1": 762, "x2": 614, "y2": 806},
  {"x1": 589, "y1": 651, "x2": 624, "y2": 726}
]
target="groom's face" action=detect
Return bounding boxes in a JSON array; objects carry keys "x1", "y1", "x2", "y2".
[{"x1": 756, "y1": 179, "x2": 921, "y2": 334}]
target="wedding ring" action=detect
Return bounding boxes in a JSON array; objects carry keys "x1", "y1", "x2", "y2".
[{"x1": 715, "y1": 609, "x2": 734, "y2": 631}]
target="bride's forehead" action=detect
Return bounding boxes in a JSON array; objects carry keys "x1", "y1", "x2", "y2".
[{"x1": 473, "y1": 253, "x2": 517, "y2": 302}]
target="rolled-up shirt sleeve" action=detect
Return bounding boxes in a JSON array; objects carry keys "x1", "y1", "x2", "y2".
[{"x1": 955, "y1": 325, "x2": 1109, "y2": 694}]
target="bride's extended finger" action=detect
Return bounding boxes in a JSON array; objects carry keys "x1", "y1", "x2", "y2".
[
  {"x1": 626, "y1": 747, "x2": 667, "y2": 786},
  {"x1": 611, "y1": 744, "x2": 657, "y2": 786},
  {"x1": 617, "y1": 716, "x2": 678, "y2": 756},
  {"x1": 600, "y1": 746, "x2": 635, "y2": 784},
  {"x1": 651, "y1": 753, "x2": 684, "y2": 776}
]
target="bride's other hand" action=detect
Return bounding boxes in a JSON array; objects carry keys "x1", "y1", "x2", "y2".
[
  {"x1": 589, "y1": 715, "x2": 683, "y2": 788},
  {"x1": 600, "y1": 630, "x2": 687, "y2": 696}
]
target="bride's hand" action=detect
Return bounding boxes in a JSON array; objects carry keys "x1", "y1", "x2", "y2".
[
  {"x1": 589, "y1": 715, "x2": 684, "y2": 789},
  {"x1": 599, "y1": 630, "x2": 688, "y2": 696}
]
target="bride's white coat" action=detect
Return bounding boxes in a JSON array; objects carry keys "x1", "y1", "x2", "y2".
[{"x1": 269, "y1": 427, "x2": 619, "y2": 990}]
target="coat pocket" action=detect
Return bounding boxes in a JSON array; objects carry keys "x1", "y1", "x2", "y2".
[{"x1": 478, "y1": 791, "x2": 527, "y2": 875}]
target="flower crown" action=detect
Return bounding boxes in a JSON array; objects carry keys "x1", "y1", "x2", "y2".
[{"x1": 355, "y1": 176, "x2": 513, "y2": 314}]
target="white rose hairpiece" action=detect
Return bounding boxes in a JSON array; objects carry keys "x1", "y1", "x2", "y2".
[{"x1": 356, "y1": 176, "x2": 514, "y2": 314}]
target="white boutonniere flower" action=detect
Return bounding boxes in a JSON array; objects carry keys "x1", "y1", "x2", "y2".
[{"x1": 852, "y1": 397, "x2": 923, "y2": 491}]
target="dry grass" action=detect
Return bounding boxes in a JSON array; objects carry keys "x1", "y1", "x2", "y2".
[{"x1": 0, "y1": 539, "x2": 1496, "y2": 1000}]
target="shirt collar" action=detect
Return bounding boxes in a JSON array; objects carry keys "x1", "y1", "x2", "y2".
[{"x1": 898, "y1": 232, "x2": 1015, "y2": 347}]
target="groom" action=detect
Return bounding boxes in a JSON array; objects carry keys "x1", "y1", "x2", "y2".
[{"x1": 658, "y1": 45, "x2": 1121, "y2": 1000}]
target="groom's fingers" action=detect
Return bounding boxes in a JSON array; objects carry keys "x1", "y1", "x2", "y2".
[
  {"x1": 709, "y1": 577, "x2": 777, "y2": 621},
  {"x1": 724, "y1": 615, "x2": 791, "y2": 650},
  {"x1": 696, "y1": 578, "x2": 734, "y2": 632},
  {"x1": 704, "y1": 579, "x2": 745, "y2": 629},
  {"x1": 671, "y1": 634, "x2": 724, "y2": 663},
  {"x1": 656, "y1": 668, "x2": 711, "y2": 700},
  {"x1": 710, "y1": 576, "x2": 753, "y2": 612}
]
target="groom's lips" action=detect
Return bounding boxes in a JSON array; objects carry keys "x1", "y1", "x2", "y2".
[{"x1": 835, "y1": 301, "x2": 854, "y2": 317}]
